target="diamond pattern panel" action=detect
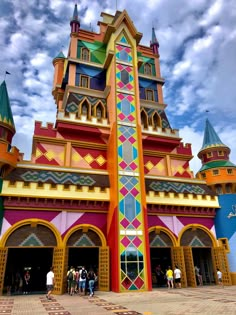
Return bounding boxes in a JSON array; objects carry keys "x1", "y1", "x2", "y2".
[{"x1": 115, "y1": 39, "x2": 145, "y2": 291}]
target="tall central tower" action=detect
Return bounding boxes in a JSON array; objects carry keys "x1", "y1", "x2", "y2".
[{"x1": 104, "y1": 11, "x2": 151, "y2": 291}]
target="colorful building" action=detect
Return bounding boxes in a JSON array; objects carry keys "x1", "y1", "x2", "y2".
[
  {"x1": 0, "y1": 5, "x2": 232, "y2": 295},
  {"x1": 197, "y1": 119, "x2": 236, "y2": 284}
]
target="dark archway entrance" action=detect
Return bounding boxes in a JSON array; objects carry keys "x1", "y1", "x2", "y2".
[
  {"x1": 150, "y1": 247, "x2": 172, "y2": 287},
  {"x1": 5, "y1": 248, "x2": 53, "y2": 294},
  {"x1": 3, "y1": 223, "x2": 57, "y2": 295},
  {"x1": 192, "y1": 247, "x2": 215, "y2": 285},
  {"x1": 149, "y1": 229, "x2": 174, "y2": 288},
  {"x1": 68, "y1": 247, "x2": 99, "y2": 272}
]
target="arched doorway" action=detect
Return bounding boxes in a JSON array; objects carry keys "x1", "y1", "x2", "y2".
[
  {"x1": 180, "y1": 227, "x2": 215, "y2": 286},
  {"x1": 64, "y1": 225, "x2": 109, "y2": 292},
  {"x1": 149, "y1": 228, "x2": 175, "y2": 287},
  {"x1": 2, "y1": 222, "x2": 57, "y2": 295}
]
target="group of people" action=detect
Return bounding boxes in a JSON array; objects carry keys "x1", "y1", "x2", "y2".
[
  {"x1": 155, "y1": 265, "x2": 182, "y2": 288},
  {"x1": 5, "y1": 270, "x2": 31, "y2": 295},
  {"x1": 66, "y1": 266, "x2": 97, "y2": 297},
  {"x1": 166, "y1": 266, "x2": 182, "y2": 289},
  {"x1": 155, "y1": 264, "x2": 224, "y2": 289},
  {"x1": 46, "y1": 265, "x2": 97, "y2": 301}
]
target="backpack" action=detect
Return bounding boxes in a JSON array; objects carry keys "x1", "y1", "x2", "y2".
[
  {"x1": 68, "y1": 271, "x2": 74, "y2": 281},
  {"x1": 81, "y1": 269, "x2": 87, "y2": 280}
]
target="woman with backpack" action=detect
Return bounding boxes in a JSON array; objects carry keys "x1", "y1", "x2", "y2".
[
  {"x1": 67, "y1": 266, "x2": 76, "y2": 296},
  {"x1": 87, "y1": 268, "x2": 96, "y2": 297}
]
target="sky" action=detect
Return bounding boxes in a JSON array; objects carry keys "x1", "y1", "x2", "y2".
[{"x1": 0, "y1": 0, "x2": 236, "y2": 175}]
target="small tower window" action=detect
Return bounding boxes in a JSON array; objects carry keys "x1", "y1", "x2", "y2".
[
  {"x1": 146, "y1": 89, "x2": 154, "y2": 101},
  {"x1": 212, "y1": 169, "x2": 219, "y2": 176},
  {"x1": 207, "y1": 152, "x2": 213, "y2": 158},
  {"x1": 144, "y1": 63, "x2": 152, "y2": 75},
  {"x1": 201, "y1": 173, "x2": 206, "y2": 179},
  {"x1": 215, "y1": 185, "x2": 222, "y2": 194},
  {"x1": 80, "y1": 75, "x2": 89, "y2": 88},
  {"x1": 218, "y1": 150, "x2": 224, "y2": 156},
  {"x1": 81, "y1": 48, "x2": 90, "y2": 61},
  {"x1": 227, "y1": 169, "x2": 233, "y2": 175},
  {"x1": 225, "y1": 184, "x2": 232, "y2": 193}
]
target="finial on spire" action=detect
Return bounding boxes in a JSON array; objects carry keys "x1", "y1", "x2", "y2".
[
  {"x1": 150, "y1": 27, "x2": 159, "y2": 55},
  {"x1": 70, "y1": 3, "x2": 80, "y2": 34}
]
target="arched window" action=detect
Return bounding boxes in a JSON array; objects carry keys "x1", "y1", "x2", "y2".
[
  {"x1": 225, "y1": 184, "x2": 232, "y2": 193},
  {"x1": 144, "y1": 63, "x2": 152, "y2": 75},
  {"x1": 80, "y1": 100, "x2": 90, "y2": 119},
  {"x1": 141, "y1": 109, "x2": 148, "y2": 129},
  {"x1": 81, "y1": 48, "x2": 90, "y2": 61},
  {"x1": 151, "y1": 111, "x2": 161, "y2": 129}
]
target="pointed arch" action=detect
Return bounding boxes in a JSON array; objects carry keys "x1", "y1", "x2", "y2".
[
  {"x1": 141, "y1": 108, "x2": 148, "y2": 129},
  {"x1": 79, "y1": 98, "x2": 91, "y2": 119},
  {"x1": 63, "y1": 224, "x2": 107, "y2": 247},
  {"x1": 150, "y1": 111, "x2": 161, "y2": 130},
  {"x1": 177, "y1": 224, "x2": 217, "y2": 247},
  {"x1": 94, "y1": 101, "x2": 106, "y2": 121},
  {"x1": 0, "y1": 219, "x2": 62, "y2": 247}
]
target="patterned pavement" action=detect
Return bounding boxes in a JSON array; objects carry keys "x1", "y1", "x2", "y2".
[{"x1": 1, "y1": 286, "x2": 236, "y2": 315}]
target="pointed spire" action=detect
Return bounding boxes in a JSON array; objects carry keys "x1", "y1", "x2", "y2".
[
  {"x1": 200, "y1": 118, "x2": 228, "y2": 151},
  {"x1": 54, "y1": 50, "x2": 65, "y2": 60},
  {"x1": 70, "y1": 4, "x2": 80, "y2": 34},
  {"x1": 0, "y1": 80, "x2": 15, "y2": 133},
  {"x1": 150, "y1": 27, "x2": 159, "y2": 55}
]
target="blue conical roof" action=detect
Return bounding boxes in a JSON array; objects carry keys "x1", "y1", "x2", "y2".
[
  {"x1": 200, "y1": 119, "x2": 228, "y2": 151},
  {"x1": 0, "y1": 80, "x2": 15, "y2": 130}
]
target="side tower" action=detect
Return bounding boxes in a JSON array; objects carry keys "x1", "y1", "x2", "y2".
[
  {"x1": 0, "y1": 80, "x2": 20, "y2": 177},
  {"x1": 197, "y1": 119, "x2": 236, "y2": 284}
]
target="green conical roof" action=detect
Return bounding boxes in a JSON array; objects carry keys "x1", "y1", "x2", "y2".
[
  {"x1": 55, "y1": 51, "x2": 65, "y2": 59},
  {"x1": 53, "y1": 51, "x2": 66, "y2": 63},
  {"x1": 200, "y1": 118, "x2": 228, "y2": 151},
  {"x1": 0, "y1": 80, "x2": 15, "y2": 130}
]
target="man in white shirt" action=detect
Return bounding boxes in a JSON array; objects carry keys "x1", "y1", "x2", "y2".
[
  {"x1": 217, "y1": 268, "x2": 223, "y2": 287},
  {"x1": 46, "y1": 267, "x2": 55, "y2": 300},
  {"x1": 79, "y1": 266, "x2": 87, "y2": 295},
  {"x1": 174, "y1": 265, "x2": 182, "y2": 288}
]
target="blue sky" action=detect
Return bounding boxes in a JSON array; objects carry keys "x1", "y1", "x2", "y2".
[{"x1": 0, "y1": 0, "x2": 236, "y2": 175}]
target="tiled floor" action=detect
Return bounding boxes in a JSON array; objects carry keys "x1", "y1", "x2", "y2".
[{"x1": 2, "y1": 286, "x2": 236, "y2": 315}]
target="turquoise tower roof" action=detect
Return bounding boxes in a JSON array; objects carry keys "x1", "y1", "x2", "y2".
[
  {"x1": 200, "y1": 118, "x2": 228, "y2": 151},
  {"x1": 0, "y1": 80, "x2": 15, "y2": 131},
  {"x1": 54, "y1": 51, "x2": 65, "y2": 59}
]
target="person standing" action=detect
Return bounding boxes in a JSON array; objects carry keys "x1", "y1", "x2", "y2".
[
  {"x1": 23, "y1": 270, "x2": 30, "y2": 294},
  {"x1": 78, "y1": 266, "x2": 87, "y2": 295},
  {"x1": 67, "y1": 266, "x2": 76, "y2": 296},
  {"x1": 195, "y1": 266, "x2": 203, "y2": 286},
  {"x1": 46, "y1": 267, "x2": 55, "y2": 300},
  {"x1": 87, "y1": 268, "x2": 96, "y2": 297},
  {"x1": 217, "y1": 268, "x2": 223, "y2": 287},
  {"x1": 166, "y1": 266, "x2": 174, "y2": 289},
  {"x1": 174, "y1": 265, "x2": 181, "y2": 288}
]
